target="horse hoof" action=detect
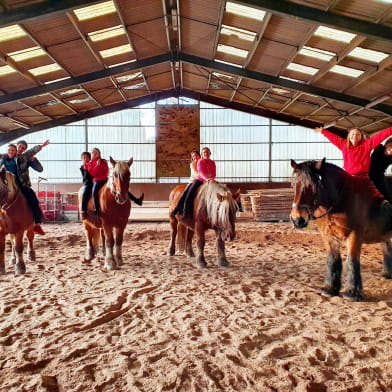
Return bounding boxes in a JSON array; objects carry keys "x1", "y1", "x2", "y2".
[
  {"x1": 15, "y1": 265, "x2": 26, "y2": 275},
  {"x1": 187, "y1": 251, "x2": 195, "y2": 258},
  {"x1": 320, "y1": 287, "x2": 339, "y2": 297},
  {"x1": 195, "y1": 260, "x2": 207, "y2": 268},
  {"x1": 218, "y1": 259, "x2": 230, "y2": 268},
  {"x1": 342, "y1": 291, "x2": 363, "y2": 302},
  {"x1": 168, "y1": 249, "x2": 175, "y2": 256}
]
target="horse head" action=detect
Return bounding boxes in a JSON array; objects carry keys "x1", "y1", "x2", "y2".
[
  {"x1": 290, "y1": 158, "x2": 324, "y2": 228},
  {"x1": 109, "y1": 156, "x2": 133, "y2": 205},
  {"x1": 0, "y1": 167, "x2": 18, "y2": 208},
  {"x1": 202, "y1": 182, "x2": 239, "y2": 241}
]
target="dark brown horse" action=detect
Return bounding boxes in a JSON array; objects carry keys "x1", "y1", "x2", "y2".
[
  {"x1": 290, "y1": 158, "x2": 392, "y2": 301},
  {"x1": 79, "y1": 157, "x2": 133, "y2": 270},
  {"x1": 168, "y1": 181, "x2": 240, "y2": 268},
  {"x1": 0, "y1": 168, "x2": 35, "y2": 275}
]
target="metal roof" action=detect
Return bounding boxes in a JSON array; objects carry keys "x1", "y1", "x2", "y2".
[{"x1": 1, "y1": 0, "x2": 392, "y2": 143}]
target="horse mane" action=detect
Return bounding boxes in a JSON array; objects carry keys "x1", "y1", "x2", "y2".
[
  {"x1": 107, "y1": 160, "x2": 130, "y2": 190},
  {"x1": 0, "y1": 170, "x2": 18, "y2": 204},
  {"x1": 292, "y1": 159, "x2": 348, "y2": 209},
  {"x1": 197, "y1": 181, "x2": 238, "y2": 227}
]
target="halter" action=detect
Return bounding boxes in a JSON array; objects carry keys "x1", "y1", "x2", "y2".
[
  {"x1": 292, "y1": 173, "x2": 333, "y2": 220},
  {"x1": 109, "y1": 166, "x2": 130, "y2": 205}
]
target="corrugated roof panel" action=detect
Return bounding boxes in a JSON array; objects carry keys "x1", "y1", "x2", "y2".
[
  {"x1": 248, "y1": 39, "x2": 297, "y2": 75},
  {"x1": 263, "y1": 14, "x2": 315, "y2": 47},
  {"x1": 181, "y1": 19, "x2": 216, "y2": 59},
  {"x1": 181, "y1": 0, "x2": 222, "y2": 25},
  {"x1": 118, "y1": 0, "x2": 163, "y2": 25},
  {"x1": 24, "y1": 14, "x2": 81, "y2": 47},
  {"x1": 48, "y1": 40, "x2": 103, "y2": 76},
  {"x1": 127, "y1": 19, "x2": 168, "y2": 59}
]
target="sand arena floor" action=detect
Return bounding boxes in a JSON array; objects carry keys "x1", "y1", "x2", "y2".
[{"x1": 1, "y1": 220, "x2": 392, "y2": 392}]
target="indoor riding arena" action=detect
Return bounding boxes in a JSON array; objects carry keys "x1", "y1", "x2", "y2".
[{"x1": 1, "y1": 1, "x2": 392, "y2": 391}]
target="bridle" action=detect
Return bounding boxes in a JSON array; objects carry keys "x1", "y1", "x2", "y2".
[{"x1": 292, "y1": 173, "x2": 333, "y2": 221}]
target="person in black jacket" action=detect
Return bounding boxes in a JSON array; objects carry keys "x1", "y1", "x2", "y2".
[
  {"x1": 369, "y1": 137, "x2": 392, "y2": 203},
  {"x1": 79, "y1": 151, "x2": 144, "y2": 220}
]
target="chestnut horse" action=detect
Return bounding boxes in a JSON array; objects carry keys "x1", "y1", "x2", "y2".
[
  {"x1": 0, "y1": 168, "x2": 35, "y2": 275},
  {"x1": 290, "y1": 158, "x2": 392, "y2": 301},
  {"x1": 168, "y1": 181, "x2": 240, "y2": 268},
  {"x1": 79, "y1": 157, "x2": 133, "y2": 270}
]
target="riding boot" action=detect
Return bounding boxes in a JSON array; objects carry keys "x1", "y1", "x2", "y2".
[
  {"x1": 81, "y1": 211, "x2": 88, "y2": 220},
  {"x1": 129, "y1": 192, "x2": 144, "y2": 206},
  {"x1": 33, "y1": 224, "x2": 45, "y2": 235}
]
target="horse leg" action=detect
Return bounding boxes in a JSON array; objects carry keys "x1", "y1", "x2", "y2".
[
  {"x1": 113, "y1": 227, "x2": 124, "y2": 267},
  {"x1": 168, "y1": 215, "x2": 178, "y2": 256},
  {"x1": 195, "y1": 225, "x2": 207, "y2": 268},
  {"x1": 321, "y1": 242, "x2": 342, "y2": 297},
  {"x1": 381, "y1": 239, "x2": 392, "y2": 279},
  {"x1": 12, "y1": 233, "x2": 26, "y2": 275},
  {"x1": 185, "y1": 228, "x2": 195, "y2": 257},
  {"x1": 84, "y1": 224, "x2": 96, "y2": 261},
  {"x1": 26, "y1": 228, "x2": 36, "y2": 262},
  {"x1": 343, "y1": 234, "x2": 363, "y2": 301},
  {"x1": 103, "y1": 226, "x2": 117, "y2": 270},
  {"x1": 0, "y1": 235, "x2": 5, "y2": 274},
  {"x1": 100, "y1": 228, "x2": 106, "y2": 257},
  {"x1": 215, "y1": 230, "x2": 229, "y2": 267},
  {"x1": 8, "y1": 239, "x2": 16, "y2": 266}
]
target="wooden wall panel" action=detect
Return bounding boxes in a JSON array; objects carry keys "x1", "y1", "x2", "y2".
[{"x1": 156, "y1": 104, "x2": 200, "y2": 178}]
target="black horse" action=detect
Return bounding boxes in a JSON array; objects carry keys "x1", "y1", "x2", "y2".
[{"x1": 290, "y1": 158, "x2": 392, "y2": 301}]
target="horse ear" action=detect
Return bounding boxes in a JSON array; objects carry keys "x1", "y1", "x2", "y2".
[
  {"x1": 110, "y1": 156, "x2": 116, "y2": 167},
  {"x1": 232, "y1": 188, "x2": 241, "y2": 202},
  {"x1": 128, "y1": 157, "x2": 134, "y2": 167},
  {"x1": 217, "y1": 193, "x2": 224, "y2": 202},
  {"x1": 314, "y1": 158, "x2": 326, "y2": 170},
  {"x1": 290, "y1": 159, "x2": 298, "y2": 169},
  {"x1": 0, "y1": 166, "x2": 5, "y2": 180}
]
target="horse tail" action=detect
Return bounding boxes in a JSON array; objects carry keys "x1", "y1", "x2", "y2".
[{"x1": 177, "y1": 223, "x2": 187, "y2": 253}]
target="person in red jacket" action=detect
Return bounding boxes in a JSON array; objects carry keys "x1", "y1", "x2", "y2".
[
  {"x1": 86, "y1": 147, "x2": 109, "y2": 215},
  {"x1": 315, "y1": 126, "x2": 392, "y2": 176}
]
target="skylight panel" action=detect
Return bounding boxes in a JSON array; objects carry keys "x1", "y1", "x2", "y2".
[
  {"x1": 8, "y1": 46, "x2": 46, "y2": 62},
  {"x1": 88, "y1": 25, "x2": 125, "y2": 42},
  {"x1": 212, "y1": 72, "x2": 235, "y2": 80},
  {"x1": 287, "y1": 62, "x2": 318, "y2": 75},
  {"x1": 271, "y1": 87, "x2": 290, "y2": 95},
  {"x1": 215, "y1": 59, "x2": 242, "y2": 68},
  {"x1": 225, "y1": 2, "x2": 266, "y2": 21},
  {"x1": 123, "y1": 82, "x2": 146, "y2": 90},
  {"x1": 280, "y1": 76, "x2": 306, "y2": 84},
  {"x1": 68, "y1": 96, "x2": 94, "y2": 104},
  {"x1": 314, "y1": 26, "x2": 356, "y2": 43},
  {"x1": 0, "y1": 65, "x2": 17, "y2": 76},
  {"x1": 116, "y1": 72, "x2": 142, "y2": 83},
  {"x1": 348, "y1": 47, "x2": 389, "y2": 63},
  {"x1": 100, "y1": 44, "x2": 132, "y2": 58},
  {"x1": 298, "y1": 46, "x2": 336, "y2": 62},
  {"x1": 28, "y1": 63, "x2": 62, "y2": 76},
  {"x1": 329, "y1": 65, "x2": 364, "y2": 78},
  {"x1": 74, "y1": 1, "x2": 116, "y2": 21},
  {"x1": 0, "y1": 25, "x2": 26, "y2": 42},
  {"x1": 220, "y1": 25, "x2": 257, "y2": 41},
  {"x1": 60, "y1": 88, "x2": 85, "y2": 96},
  {"x1": 217, "y1": 44, "x2": 248, "y2": 58},
  {"x1": 44, "y1": 76, "x2": 71, "y2": 84}
]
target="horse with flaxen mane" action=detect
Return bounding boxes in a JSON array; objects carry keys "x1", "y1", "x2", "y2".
[
  {"x1": 290, "y1": 158, "x2": 392, "y2": 301},
  {"x1": 168, "y1": 181, "x2": 240, "y2": 268},
  {"x1": 79, "y1": 157, "x2": 133, "y2": 270},
  {"x1": 0, "y1": 168, "x2": 35, "y2": 275}
]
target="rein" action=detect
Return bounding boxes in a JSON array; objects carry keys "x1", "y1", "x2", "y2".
[
  {"x1": 1, "y1": 185, "x2": 20, "y2": 210},
  {"x1": 291, "y1": 202, "x2": 333, "y2": 220}
]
